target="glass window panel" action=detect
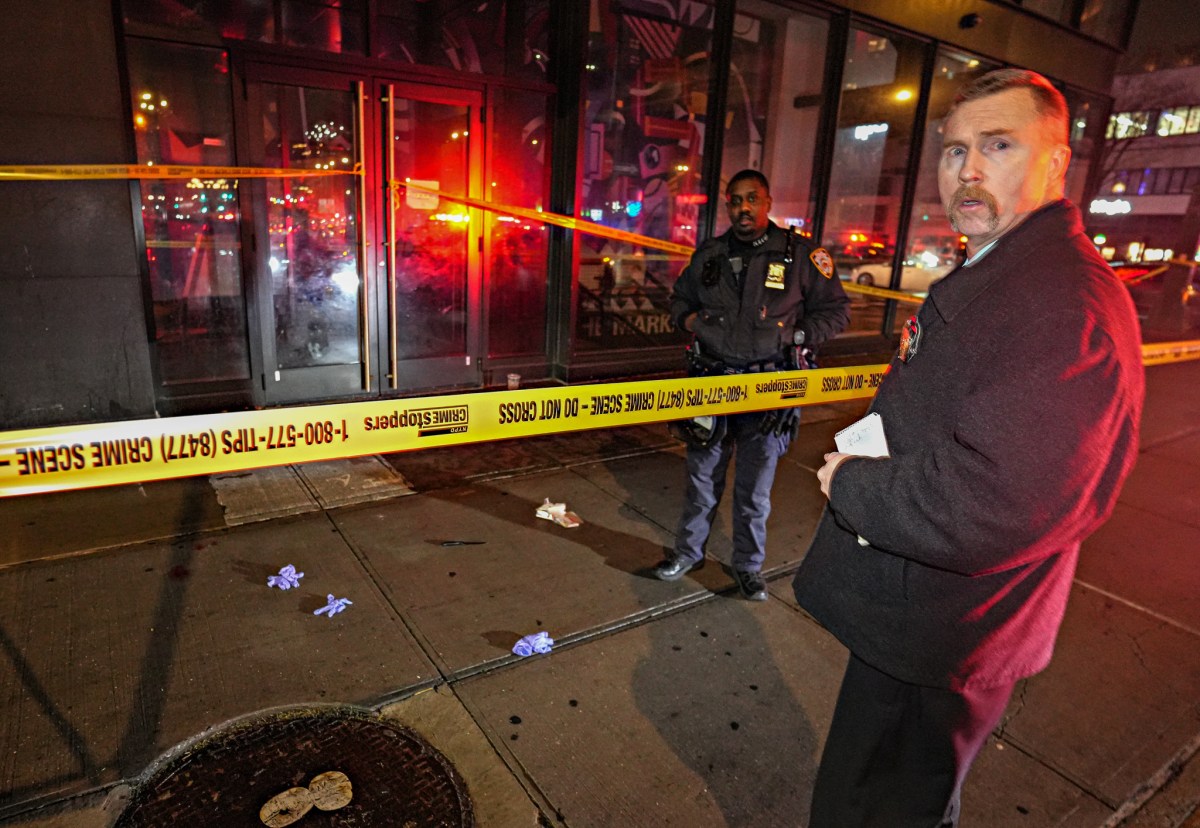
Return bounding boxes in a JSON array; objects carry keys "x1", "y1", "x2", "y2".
[
  {"x1": 390, "y1": 98, "x2": 471, "y2": 361},
  {"x1": 576, "y1": 0, "x2": 715, "y2": 352},
  {"x1": 122, "y1": 0, "x2": 275, "y2": 42},
  {"x1": 376, "y1": 0, "x2": 550, "y2": 80},
  {"x1": 1112, "y1": 110, "x2": 1151, "y2": 139},
  {"x1": 1169, "y1": 106, "x2": 1188, "y2": 136},
  {"x1": 280, "y1": 0, "x2": 365, "y2": 53},
  {"x1": 1019, "y1": 0, "x2": 1071, "y2": 25},
  {"x1": 1062, "y1": 87, "x2": 1105, "y2": 205},
  {"x1": 1184, "y1": 167, "x2": 1200, "y2": 192},
  {"x1": 1127, "y1": 167, "x2": 1145, "y2": 194},
  {"x1": 823, "y1": 26, "x2": 928, "y2": 335},
  {"x1": 1079, "y1": 0, "x2": 1133, "y2": 47},
  {"x1": 123, "y1": 0, "x2": 366, "y2": 53},
  {"x1": 1167, "y1": 168, "x2": 1187, "y2": 194},
  {"x1": 1152, "y1": 167, "x2": 1171, "y2": 195},
  {"x1": 261, "y1": 85, "x2": 363, "y2": 369},
  {"x1": 1186, "y1": 107, "x2": 1200, "y2": 134},
  {"x1": 487, "y1": 88, "x2": 550, "y2": 357},
  {"x1": 1158, "y1": 109, "x2": 1175, "y2": 136},
  {"x1": 720, "y1": 1, "x2": 829, "y2": 241},
  {"x1": 126, "y1": 39, "x2": 250, "y2": 386},
  {"x1": 1137, "y1": 168, "x2": 1153, "y2": 196}
]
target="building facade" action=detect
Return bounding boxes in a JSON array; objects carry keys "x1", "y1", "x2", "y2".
[
  {"x1": 0, "y1": 0, "x2": 1135, "y2": 430},
  {"x1": 1089, "y1": 64, "x2": 1200, "y2": 264}
]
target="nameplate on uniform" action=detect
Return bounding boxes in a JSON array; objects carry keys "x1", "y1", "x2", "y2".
[{"x1": 765, "y1": 262, "x2": 786, "y2": 289}]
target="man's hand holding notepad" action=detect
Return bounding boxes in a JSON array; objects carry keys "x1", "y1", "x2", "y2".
[
  {"x1": 832, "y1": 413, "x2": 889, "y2": 546},
  {"x1": 834, "y1": 412, "x2": 890, "y2": 458}
]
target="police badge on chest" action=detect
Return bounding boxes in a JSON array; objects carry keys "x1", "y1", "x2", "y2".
[{"x1": 765, "y1": 261, "x2": 786, "y2": 290}]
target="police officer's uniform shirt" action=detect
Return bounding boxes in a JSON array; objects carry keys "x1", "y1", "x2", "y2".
[{"x1": 726, "y1": 232, "x2": 767, "y2": 283}]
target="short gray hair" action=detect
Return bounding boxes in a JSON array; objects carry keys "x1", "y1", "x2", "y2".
[{"x1": 951, "y1": 68, "x2": 1070, "y2": 144}]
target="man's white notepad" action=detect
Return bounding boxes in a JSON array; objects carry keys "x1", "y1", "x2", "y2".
[
  {"x1": 834, "y1": 413, "x2": 889, "y2": 547},
  {"x1": 835, "y1": 412, "x2": 890, "y2": 458}
]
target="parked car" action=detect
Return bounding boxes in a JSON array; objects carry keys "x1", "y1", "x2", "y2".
[
  {"x1": 1112, "y1": 260, "x2": 1200, "y2": 336},
  {"x1": 848, "y1": 256, "x2": 954, "y2": 292}
]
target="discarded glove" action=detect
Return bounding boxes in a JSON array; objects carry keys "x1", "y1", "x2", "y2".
[
  {"x1": 314, "y1": 594, "x2": 352, "y2": 618},
  {"x1": 267, "y1": 564, "x2": 304, "y2": 590},
  {"x1": 512, "y1": 631, "x2": 554, "y2": 657},
  {"x1": 536, "y1": 498, "x2": 582, "y2": 528}
]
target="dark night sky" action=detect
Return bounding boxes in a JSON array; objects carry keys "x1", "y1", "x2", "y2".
[{"x1": 1119, "y1": 0, "x2": 1200, "y2": 72}]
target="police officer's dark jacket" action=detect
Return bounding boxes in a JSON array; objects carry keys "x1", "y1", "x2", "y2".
[
  {"x1": 669, "y1": 222, "x2": 850, "y2": 367},
  {"x1": 793, "y1": 200, "x2": 1145, "y2": 691}
]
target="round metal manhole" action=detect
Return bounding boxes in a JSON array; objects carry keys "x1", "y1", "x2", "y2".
[{"x1": 115, "y1": 706, "x2": 473, "y2": 827}]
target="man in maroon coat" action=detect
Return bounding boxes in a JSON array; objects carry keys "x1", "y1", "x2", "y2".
[{"x1": 793, "y1": 69, "x2": 1145, "y2": 826}]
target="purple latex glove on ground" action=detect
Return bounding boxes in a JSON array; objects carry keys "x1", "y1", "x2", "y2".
[
  {"x1": 314, "y1": 594, "x2": 352, "y2": 617},
  {"x1": 267, "y1": 564, "x2": 304, "y2": 590},
  {"x1": 512, "y1": 631, "x2": 554, "y2": 657}
]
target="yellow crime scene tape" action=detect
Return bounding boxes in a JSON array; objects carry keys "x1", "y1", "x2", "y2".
[
  {"x1": 0, "y1": 365, "x2": 890, "y2": 498},
  {"x1": 1141, "y1": 339, "x2": 1200, "y2": 366},
  {"x1": 840, "y1": 281, "x2": 925, "y2": 304},
  {"x1": 393, "y1": 180, "x2": 696, "y2": 257}
]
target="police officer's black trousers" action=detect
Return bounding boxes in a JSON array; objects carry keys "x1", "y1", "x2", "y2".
[{"x1": 808, "y1": 654, "x2": 1014, "y2": 828}]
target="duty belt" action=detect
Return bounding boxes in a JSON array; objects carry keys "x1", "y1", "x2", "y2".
[{"x1": 686, "y1": 348, "x2": 784, "y2": 377}]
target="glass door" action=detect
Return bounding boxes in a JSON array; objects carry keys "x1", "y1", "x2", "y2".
[
  {"x1": 243, "y1": 65, "x2": 368, "y2": 402},
  {"x1": 378, "y1": 81, "x2": 484, "y2": 391},
  {"x1": 241, "y1": 64, "x2": 483, "y2": 404}
]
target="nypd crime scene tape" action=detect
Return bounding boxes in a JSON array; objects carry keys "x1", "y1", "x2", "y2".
[
  {"x1": 2, "y1": 337, "x2": 1195, "y2": 497},
  {"x1": 0, "y1": 365, "x2": 891, "y2": 498},
  {"x1": 1141, "y1": 339, "x2": 1200, "y2": 366}
]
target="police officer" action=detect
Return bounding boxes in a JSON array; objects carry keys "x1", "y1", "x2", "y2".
[{"x1": 656, "y1": 169, "x2": 850, "y2": 600}]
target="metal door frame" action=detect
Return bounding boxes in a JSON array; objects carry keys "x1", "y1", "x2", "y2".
[{"x1": 237, "y1": 61, "x2": 486, "y2": 405}]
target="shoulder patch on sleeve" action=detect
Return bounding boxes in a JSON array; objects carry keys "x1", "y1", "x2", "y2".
[{"x1": 809, "y1": 247, "x2": 834, "y2": 279}]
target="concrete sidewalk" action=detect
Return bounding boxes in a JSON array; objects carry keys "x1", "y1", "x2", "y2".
[{"x1": 0, "y1": 361, "x2": 1197, "y2": 827}]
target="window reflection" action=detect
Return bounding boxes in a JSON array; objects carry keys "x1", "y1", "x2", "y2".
[
  {"x1": 1079, "y1": 0, "x2": 1133, "y2": 46},
  {"x1": 127, "y1": 39, "x2": 250, "y2": 385},
  {"x1": 488, "y1": 88, "x2": 550, "y2": 357},
  {"x1": 261, "y1": 85, "x2": 362, "y2": 369},
  {"x1": 280, "y1": 0, "x2": 365, "y2": 53},
  {"x1": 391, "y1": 100, "x2": 470, "y2": 361},
  {"x1": 719, "y1": 2, "x2": 829, "y2": 241},
  {"x1": 576, "y1": 0, "x2": 715, "y2": 351},
  {"x1": 122, "y1": 0, "x2": 364, "y2": 54},
  {"x1": 1061, "y1": 88, "x2": 1105, "y2": 205},
  {"x1": 823, "y1": 27, "x2": 926, "y2": 336},
  {"x1": 123, "y1": 0, "x2": 274, "y2": 41},
  {"x1": 375, "y1": 0, "x2": 550, "y2": 80}
]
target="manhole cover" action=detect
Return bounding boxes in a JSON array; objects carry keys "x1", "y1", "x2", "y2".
[{"x1": 116, "y1": 706, "x2": 473, "y2": 827}]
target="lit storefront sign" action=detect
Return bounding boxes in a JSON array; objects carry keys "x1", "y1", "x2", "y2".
[
  {"x1": 1090, "y1": 198, "x2": 1132, "y2": 215},
  {"x1": 853, "y1": 123, "x2": 889, "y2": 141}
]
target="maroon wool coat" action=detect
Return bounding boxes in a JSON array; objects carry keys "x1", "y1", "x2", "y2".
[{"x1": 793, "y1": 200, "x2": 1145, "y2": 690}]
